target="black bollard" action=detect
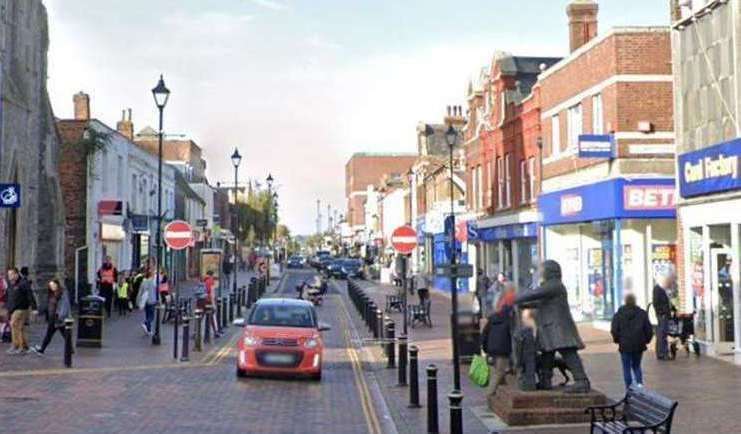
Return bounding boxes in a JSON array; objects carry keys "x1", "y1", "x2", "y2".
[
  {"x1": 409, "y1": 345, "x2": 421, "y2": 408},
  {"x1": 221, "y1": 296, "x2": 229, "y2": 329},
  {"x1": 180, "y1": 316, "x2": 190, "y2": 362},
  {"x1": 204, "y1": 305, "x2": 212, "y2": 344},
  {"x1": 236, "y1": 289, "x2": 242, "y2": 318},
  {"x1": 194, "y1": 309, "x2": 203, "y2": 352},
  {"x1": 152, "y1": 304, "x2": 162, "y2": 345},
  {"x1": 64, "y1": 318, "x2": 74, "y2": 368},
  {"x1": 449, "y1": 391, "x2": 464, "y2": 434},
  {"x1": 385, "y1": 320, "x2": 396, "y2": 369},
  {"x1": 375, "y1": 309, "x2": 383, "y2": 340},
  {"x1": 173, "y1": 303, "x2": 180, "y2": 360},
  {"x1": 215, "y1": 298, "x2": 222, "y2": 333},
  {"x1": 397, "y1": 335, "x2": 408, "y2": 386},
  {"x1": 427, "y1": 365, "x2": 439, "y2": 434},
  {"x1": 229, "y1": 293, "x2": 235, "y2": 322}
]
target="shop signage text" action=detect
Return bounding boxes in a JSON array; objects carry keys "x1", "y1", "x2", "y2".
[
  {"x1": 578, "y1": 134, "x2": 615, "y2": 159},
  {"x1": 623, "y1": 185, "x2": 676, "y2": 210},
  {"x1": 560, "y1": 194, "x2": 583, "y2": 216},
  {"x1": 679, "y1": 138, "x2": 741, "y2": 198}
]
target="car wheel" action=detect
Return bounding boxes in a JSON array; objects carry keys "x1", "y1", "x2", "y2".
[{"x1": 236, "y1": 367, "x2": 248, "y2": 379}]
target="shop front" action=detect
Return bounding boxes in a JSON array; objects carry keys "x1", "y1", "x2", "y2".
[
  {"x1": 538, "y1": 178, "x2": 677, "y2": 322},
  {"x1": 678, "y1": 139, "x2": 741, "y2": 357}
]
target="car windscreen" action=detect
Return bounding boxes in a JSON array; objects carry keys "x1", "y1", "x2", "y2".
[
  {"x1": 343, "y1": 260, "x2": 361, "y2": 268},
  {"x1": 248, "y1": 304, "x2": 316, "y2": 328}
]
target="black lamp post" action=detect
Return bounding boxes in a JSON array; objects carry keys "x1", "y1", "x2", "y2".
[
  {"x1": 266, "y1": 174, "x2": 274, "y2": 277},
  {"x1": 445, "y1": 124, "x2": 462, "y2": 392},
  {"x1": 231, "y1": 148, "x2": 242, "y2": 305},
  {"x1": 151, "y1": 75, "x2": 170, "y2": 346}
]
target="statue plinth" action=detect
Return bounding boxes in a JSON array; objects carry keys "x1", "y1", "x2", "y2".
[{"x1": 489, "y1": 384, "x2": 609, "y2": 426}]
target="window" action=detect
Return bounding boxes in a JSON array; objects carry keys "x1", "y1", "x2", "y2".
[
  {"x1": 551, "y1": 115, "x2": 561, "y2": 157},
  {"x1": 476, "y1": 165, "x2": 483, "y2": 209},
  {"x1": 496, "y1": 157, "x2": 504, "y2": 208},
  {"x1": 504, "y1": 153, "x2": 511, "y2": 208},
  {"x1": 485, "y1": 161, "x2": 492, "y2": 208},
  {"x1": 470, "y1": 168, "x2": 477, "y2": 210},
  {"x1": 528, "y1": 157, "x2": 536, "y2": 202},
  {"x1": 117, "y1": 155, "x2": 124, "y2": 197},
  {"x1": 520, "y1": 159, "x2": 528, "y2": 205},
  {"x1": 567, "y1": 103, "x2": 583, "y2": 151},
  {"x1": 592, "y1": 94, "x2": 603, "y2": 134},
  {"x1": 499, "y1": 93, "x2": 506, "y2": 124},
  {"x1": 131, "y1": 175, "x2": 137, "y2": 212}
]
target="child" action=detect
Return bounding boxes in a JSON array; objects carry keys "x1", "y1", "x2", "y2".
[{"x1": 117, "y1": 274, "x2": 129, "y2": 317}]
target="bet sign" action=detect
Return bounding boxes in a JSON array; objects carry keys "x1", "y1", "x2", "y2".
[{"x1": 623, "y1": 185, "x2": 676, "y2": 210}]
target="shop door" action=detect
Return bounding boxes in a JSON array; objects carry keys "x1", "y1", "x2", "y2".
[{"x1": 711, "y1": 249, "x2": 734, "y2": 353}]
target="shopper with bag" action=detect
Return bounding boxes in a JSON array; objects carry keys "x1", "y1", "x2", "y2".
[
  {"x1": 30, "y1": 280, "x2": 71, "y2": 355},
  {"x1": 479, "y1": 282, "x2": 516, "y2": 396}
]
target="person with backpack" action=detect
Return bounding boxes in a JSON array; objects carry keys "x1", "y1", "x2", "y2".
[
  {"x1": 30, "y1": 280, "x2": 71, "y2": 355},
  {"x1": 611, "y1": 293, "x2": 654, "y2": 388}
]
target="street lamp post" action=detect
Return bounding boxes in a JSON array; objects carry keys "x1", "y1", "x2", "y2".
[
  {"x1": 272, "y1": 192, "x2": 279, "y2": 262},
  {"x1": 445, "y1": 124, "x2": 462, "y2": 392},
  {"x1": 151, "y1": 75, "x2": 170, "y2": 346},
  {"x1": 231, "y1": 148, "x2": 242, "y2": 311},
  {"x1": 266, "y1": 174, "x2": 274, "y2": 278}
]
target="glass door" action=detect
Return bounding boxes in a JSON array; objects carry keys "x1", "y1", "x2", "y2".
[{"x1": 711, "y1": 248, "x2": 734, "y2": 353}]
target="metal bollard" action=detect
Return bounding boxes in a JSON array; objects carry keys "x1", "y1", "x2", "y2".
[
  {"x1": 180, "y1": 316, "x2": 190, "y2": 362},
  {"x1": 397, "y1": 335, "x2": 408, "y2": 386},
  {"x1": 204, "y1": 305, "x2": 212, "y2": 344},
  {"x1": 409, "y1": 345, "x2": 421, "y2": 408},
  {"x1": 449, "y1": 391, "x2": 464, "y2": 434},
  {"x1": 221, "y1": 296, "x2": 229, "y2": 329},
  {"x1": 173, "y1": 304, "x2": 180, "y2": 360},
  {"x1": 236, "y1": 289, "x2": 242, "y2": 318},
  {"x1": 64, "y1": 318, "x2": 74, "y2": 368},
  {"x1": 385, "y1": 320, "x2": 396, "y2": 369},
  {"x1": 152, "y1": 304, "x2": 162, "y2": 345},
  {"x1": 427, "y1": 365, "x2": 439, "y2": 434},
  {"x1": 374, "y1": 309, "x2": 383, "y2": 339},
  {"x1": 194, "y1": 309, "x2": 203, "y2": 352},
  {"x1": 229, "y1": 293, "x2": 235, "y2": 322},
  {"x1": 215, "y1": 298, "x2": 222, "y2": 333}
]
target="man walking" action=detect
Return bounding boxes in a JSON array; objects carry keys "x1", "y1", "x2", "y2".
[
  {"x1": 611, "y1": 294, "x2": 653, "y2": 388},
  {"x1": 6, "y1": 268, "x2": 35, "y2": 354},
  {"x1": 652, "y1": 270, "x2": 674, "y2": 360},
  {"x1": 97, "y1": 256, "x2": 118, "y2": 318}
]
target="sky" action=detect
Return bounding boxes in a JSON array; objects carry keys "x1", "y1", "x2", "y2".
[{"x1": 45, "y1": 0, "x2": 669, "y2": 235}]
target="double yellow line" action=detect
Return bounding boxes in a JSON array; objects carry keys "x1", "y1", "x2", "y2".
[{"x1": 337, "y1": 294, "x2": 383, "y2": 434}]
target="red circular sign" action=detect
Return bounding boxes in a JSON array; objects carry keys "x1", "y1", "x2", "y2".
[
  {"x1": 391, "y1": 225, "x2": 417, "y2": 255},
  {"x1": 164, "y1": 220, "x2": 193, "y2": 251}
]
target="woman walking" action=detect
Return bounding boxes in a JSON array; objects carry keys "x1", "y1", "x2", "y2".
[
  {"x1": 611, "y1": 294, "x2": 654, "y2": 389},
  {"x1": 30, "y1": 280, "x2": 71, "y2": 355}
]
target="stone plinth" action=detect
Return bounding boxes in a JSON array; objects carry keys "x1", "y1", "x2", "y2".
[{"x1": 489, "y1": 384, "x2": 609, "y2": 426}]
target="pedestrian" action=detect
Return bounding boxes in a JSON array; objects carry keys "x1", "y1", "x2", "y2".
[
  {"x1": 0, "y1": 276, "x2": 9, "y2": 344},
  {"x1": 481, "y1": 282, "x2": 516, "y2": 396},
  {"x1": 97, "y1": 256, "x2": 118, "y2": 318},
  {"x1": 6, "y1": 267, "x2": 35, "y2": 354},
  {"x1": 476, "y1": 269, "x2": 491, "y2": 317},
  {"x1": 30, "y1": 280, "x2": 71, "y2": 355},
  {"x1": 223, "y1": 257, "x2": 233, "y2": 290},
  {"x1": 611, "y1": 293, "x2": 653, "y2": 388},
  {"x1": 652, "y1": 269, "x2": 674, "y2": 360},
  {"x1": 116, "y1": 273, "x2": 129, "y2": 317},
  {"x1": 204, "y1": 270, "x2": 221, "y2": 338},
  {"x1": 137, "y1": 270, "x2": 157, "y2": 336},
  {"x1": 159, "y1": 273, "x2": 170, "y2": 305},
  {"x1": 130, "y1": 268, "x2": 145, "y2": 314}
]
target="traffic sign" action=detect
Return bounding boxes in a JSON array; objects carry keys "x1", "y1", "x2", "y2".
[
  {"x1": 391, "y1": 225, "x2": 417, "y2": 255},
  {"x1": 435, "y1": 263, "x2": 474, "y2": 279},
  {"x1": 164, "y1": 220, "x2": 193, "y2": 251}
]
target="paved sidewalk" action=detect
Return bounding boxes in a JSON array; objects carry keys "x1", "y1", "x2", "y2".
[{"x1": 0, "y1": 271, "x2": 258, "y2": 374}]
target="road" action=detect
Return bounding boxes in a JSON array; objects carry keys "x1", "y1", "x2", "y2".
[{"x1": 0, "y1": 270, "x2": 393, "y2": 434}]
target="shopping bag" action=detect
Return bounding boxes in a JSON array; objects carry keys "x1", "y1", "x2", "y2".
[{"x1": 468, "y1": 354, "x2": 490, "y2": 387}]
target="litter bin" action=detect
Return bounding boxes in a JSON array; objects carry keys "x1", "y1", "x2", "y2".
[
  {"x1": 456, "y1": 310, "x2": 480, "y2": 363},
  {"x1": 77, "y1": 295, "x2": 105, "y2": 348}
]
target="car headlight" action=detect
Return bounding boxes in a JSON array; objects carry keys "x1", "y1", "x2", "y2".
[
  {"x1": 243, "y1": 336, "x2": 260, "y2": 347},
  {"x1": 341, "y1": 267, "x2": 347, "y2": 273},
  {"x1": 304, "y1": 337, "x2": 319, "y2": 349}
]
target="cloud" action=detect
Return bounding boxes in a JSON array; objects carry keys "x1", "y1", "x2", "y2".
[{"x1": 250, "y1": 0, "x2": 289, "y2": 11}]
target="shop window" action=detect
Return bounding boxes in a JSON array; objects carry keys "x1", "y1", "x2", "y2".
[
  {"x1": 567, "y1": 103, "x2": 583, "y2": 151},
  {"x1": 592, "y1": 94, "x2": 603, "y2": 134},
  {"x1": 527, "y1": 157, "x2": 536, "y2": 202},
  {"x1": 689, "y1": 227, "x2": 709, "y2": 342},
  {"x1": 476, "y1": 165, "x2": 483, "y2": 210},
  {"x1": 485, "y1": 161, "x2": 492, "y2": 208},
  {"x1": 520, "y1": 159, "x2": 528, "y2": 204},
  {"x1": 504, "y1": 153, "x2": 511, "y2": 208},
  {"x1": 551, "y1": 115, "x2": 561, "y2": 157},
  {"x1": 496, "y1": 157, "x2": 504, "y2": 209},
  {"x1": 470, "y1": 167, "x2": 477, "y2": 210}
]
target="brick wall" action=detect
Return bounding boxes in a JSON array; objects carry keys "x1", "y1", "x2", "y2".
[{"x1": 57, "y1": 121, "x2": 89, "y2": 278}]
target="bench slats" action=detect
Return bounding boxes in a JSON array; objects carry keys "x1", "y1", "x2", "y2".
[{"x1": 589, "y1": 387, "x2": 677, "y2": 434}]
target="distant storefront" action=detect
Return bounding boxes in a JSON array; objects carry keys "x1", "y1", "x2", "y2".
[{"x1": 538, "y1": 178, "x2": 677, "y2": 321}]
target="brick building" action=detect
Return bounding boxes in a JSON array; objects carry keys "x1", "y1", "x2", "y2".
[{"x1": 536, "y1": 0, "x2": 677, "y2": 320}]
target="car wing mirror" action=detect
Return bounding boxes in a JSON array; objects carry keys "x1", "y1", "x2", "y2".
[
  {"x1": 317, "y1": 322, "x2": 331, "y2": 332},
  {"x1": 233, "y1": 318, "x2": 246, "y2": 327}
]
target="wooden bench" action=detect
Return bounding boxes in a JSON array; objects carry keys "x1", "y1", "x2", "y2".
[{"x1": 586, "y1": 386, "x2": 678, "y2": 433}]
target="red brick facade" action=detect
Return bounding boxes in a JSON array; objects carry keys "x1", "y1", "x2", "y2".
[{"x1": 57, "y1": 120, "x2": 89, "y2": 278}]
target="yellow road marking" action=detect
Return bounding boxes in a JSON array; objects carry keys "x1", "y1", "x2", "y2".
[{"x1": 337, "y1": 294, "x2": 382, "y2": 434}]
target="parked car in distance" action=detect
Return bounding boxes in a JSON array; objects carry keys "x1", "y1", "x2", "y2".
[
  {"x1": 325, "y1": 258, "x2": 345, "y2": 278},
  {"x1": 310, "y1": 250, "x2": 332, "y2": 269},
  {"x1": 236, "y1": 298, "x2": 330, "y2": 381},
  {"x1": 337, "y1": 258, "x2": 364, "y2": 280},
  {"x1": 287, "y1": 256, "x2": 304, "y2": 269}
]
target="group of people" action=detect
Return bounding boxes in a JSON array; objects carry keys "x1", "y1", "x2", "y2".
[{"x1": 96, "y1": 256, "x2": 172, "y2": 321}]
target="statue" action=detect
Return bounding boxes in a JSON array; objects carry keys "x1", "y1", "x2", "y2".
[{"x1": 514, "y1": 260, "x2": 591, "y2": 393}]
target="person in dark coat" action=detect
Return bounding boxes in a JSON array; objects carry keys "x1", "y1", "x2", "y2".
[
  {"x1": 652, "y1": 270, "x2": 674, "y2": 360},
  {"x1": 31, "y1": 280, "x2": 71, "y2": 355},
  {"x1": 611, "y1": 294, "x2": 653, "y2": 388},
  {"x1": 481, "y1": 284, "x2": 515, "y2": 396},
  {"x1": 514, "y1": 260, "x2": 590, "y2": 393},
  {"x1": 6, "y1": 268, "x2": 36, "y2": 354}
]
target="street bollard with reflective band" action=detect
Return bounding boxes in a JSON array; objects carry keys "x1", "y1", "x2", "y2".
[
  {"x1": 397, "y1": 335, "x2": 408, "y2": 386},
  {"x1": 449, "y1": 391, "x2": 464, "y2": 434},
  {"x1": 228, "y1": 293, "x2": 235, "y2": 322},
  {"x1": 64, "y1": 318, "x2": 74, "y2": 368},
  {"x1": 194, "y1": 309, "x2": 203, "y2": 352},
  {"x1": 221, "y1": 297, "x2": 228, "y2": 329},
  {"x1": 204, "y1": 305, "x2": 212, "y2": 344},
  {"x1": 180, "y1": 316, "x2": 190, "y2": 362},
  {"x1": 152, "y1": 304, "x2": 162, "y2": 345},
  {"x1": 409, "y1": 345, "x2": 421, "y2": 408},
  {"x1": 173, "y1": 304, "x2": 180, "y2": 360},
  {"x1": 375, "y1": 310, "x2": 383, "y2": 340},
  {"x1": 215, "y1": 299, "x2": 222, "y2": 333},
  {"x1": 385, "y1": 320, "x2": 396, "y2": 369},
  {"x1": 427, "y1": 365, "x2": 439, "y2": 434},
  {"x1": 236, "y1": 289, "x2": 242, "y2": 317}
]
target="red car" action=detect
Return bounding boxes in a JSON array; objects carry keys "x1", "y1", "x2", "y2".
[{"x1": 236, "y1": 298, "x2": 330, "y2": 381}]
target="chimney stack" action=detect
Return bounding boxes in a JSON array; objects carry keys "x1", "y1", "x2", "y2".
[
  {"x1": 73, "y1": 92, "x2": 90, "y2": 120},
  {"x1": 117, "y1": 108, "x2": 134, "y2": 140},
  {"x1": 566, "y1": 0, "x2": 599, "y2": 53}
]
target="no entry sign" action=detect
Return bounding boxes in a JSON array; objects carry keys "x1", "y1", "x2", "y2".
[
  {"x1": 164, "y1": 220, "x2": 193, "y2": 251},
  {"x1": 391, "y1": 225, "x2": 417, "y2": 255}
]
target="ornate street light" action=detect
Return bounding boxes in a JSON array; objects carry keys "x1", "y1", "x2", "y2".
[
  {"x1": 445, "y1": 124, "x2": 462, "y2": 393},
  {"x1": 231, "y1": 148, "x2": 242, "y2": 305}
]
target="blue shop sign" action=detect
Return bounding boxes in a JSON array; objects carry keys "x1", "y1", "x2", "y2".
[
  {"x1": 467, "y1": 221, "x2": 537, "y2": 242},
  {"x1": 0, "y1": 184, "x2": 21, "y2": 208},
  {"x1": 578, "y1": 134, "x2": 615, "y2": 159},
  {"x1": 538, "y1": 178, "x2": 676, "y2": 226},
  {"x1": 678, "y1": 138, "x2": 741, "y2": 198}
]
